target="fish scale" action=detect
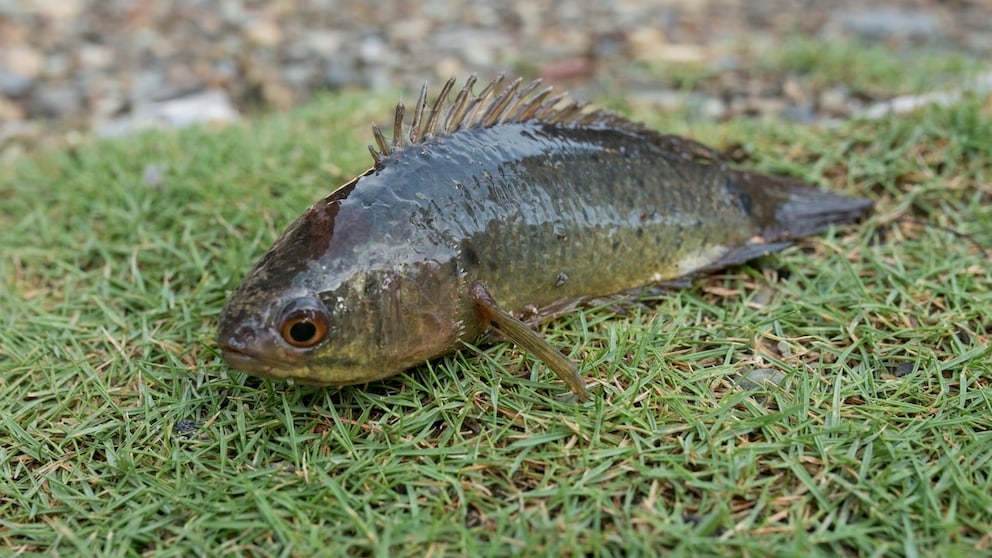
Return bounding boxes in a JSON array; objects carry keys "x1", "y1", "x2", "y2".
[{"x1": 217, "y1": 76, "x2": 872, "y2": 400}]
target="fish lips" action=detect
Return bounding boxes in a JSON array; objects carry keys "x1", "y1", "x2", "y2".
[
  {"x1": 216, "y1": 320, "x2": 305, "y2": 376},
  {"x1": 217, "y1": 343, "x2": 280, "y2": 375}
]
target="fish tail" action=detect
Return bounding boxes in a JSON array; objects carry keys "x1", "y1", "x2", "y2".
[{"x1": 731, "y1": 170, "x2": 873, "y2": 241}]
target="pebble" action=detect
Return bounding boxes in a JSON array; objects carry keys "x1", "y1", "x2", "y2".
[
  {"x1": 78, "y1": 43, "x2": 115, "y2": 70},
  {"x1": 95, "y1": 89, "x2": 239, "y2": 138},
  {"x1": 244, "y1": 15, "x2": 284, "y2": 47},
  {"x1": 826, "y1": 8, "x2": 941, "y2": 42},
  {"x1": 0, "y1": 70, "x2": 34, "y2": 98},
  {"x1": 1, "y1": 45, "x2": 44, "y2": 80},
  {"x1": 25, "y1": 0, "x2": 84, "y2": 19},
  {"x1": 142, "y1": 163, "x2": 167, "y2": 188},
  {"x1": 818, "y1": 86, "x2": 853, "y2": 115},
  {"x1": 28, "y1": 85, "x2": 84, "y2": 119},
  {"x1": 736, "y1": 368, "x2": 789, "y2": 391},
  {"x1": 0, "y1": 94, "x2": 23, "y2": 121},
  {"x1": 893, "y1": 362, "x2": 915, "y2": 377}
]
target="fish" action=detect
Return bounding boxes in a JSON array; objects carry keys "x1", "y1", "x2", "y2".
[{"x1": 217, "y1": 75, "x2": 872, "y2": 401}]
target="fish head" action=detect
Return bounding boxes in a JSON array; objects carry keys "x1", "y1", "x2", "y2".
[
  {"x1": 217, "y1": 280, "x2": 397, "y2": 387},
  {"x1": 216, "y1": 176, "x2": 381, "y2": 385},
  {"x1": 216, "y1": 173, "x2": 466, "y2": 386}
]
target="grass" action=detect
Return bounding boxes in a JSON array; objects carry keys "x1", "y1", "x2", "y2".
[{"x1": 2, "y1": 41, "x2": 991, "y2": 556}]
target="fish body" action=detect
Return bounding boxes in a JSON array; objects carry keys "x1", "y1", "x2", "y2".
[{"x1": 217, "y1": 76, "x2": 871, "y2": 397}]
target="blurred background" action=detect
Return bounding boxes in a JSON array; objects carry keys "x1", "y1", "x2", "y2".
[{"x1": 1, "y1": 0, "x2": 990, "y2": 157}]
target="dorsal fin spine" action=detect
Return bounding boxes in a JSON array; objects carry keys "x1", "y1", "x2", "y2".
[
  {"x1": 442, "y1": 74, "x2": 477, "y2": 134},
  {"x1": 462, "y1": 76, "x2": 502, "y2": 129},
  {"x1": 533, "y1": 93, "x2": 568, "y2": 121},
  {"x1": 367, "y1": 75, "x2": 631, "y2": 167},
  {"x1": 479, "y1": 78, "x2": 523, "y2": 128},
  {"x1": 508, "y1": 86, "x2": 553, "y2": 122},
  {"x1": 408, "y1": 83, "x2": 428, "y2": 145},
  {"x1": 368, "y1": 145, "x2": 382, "y2": 166},
  {"x1": 371, "y1": 124, "x2": 390, "y2": 156},
  {"x1": 392, "y1": 102, "x2": 405, "y2": 150},
  {"x1": 423, "y1": 77, "x2": 457, "y2": 139},
  {"x1": 502, "y1": 79, "x2": 544, "y2": 123}
]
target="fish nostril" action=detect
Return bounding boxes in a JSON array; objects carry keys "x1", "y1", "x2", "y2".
[{"x1": 227, "y1": 324, "x2": 257, "y2": 350}]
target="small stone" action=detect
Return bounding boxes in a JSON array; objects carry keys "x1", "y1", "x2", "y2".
[
  {"x1": 148, "y1": 89, "x2": 239, "y2": 128},
  {"x1": 627, "y1": 27, "x2": 668, "y2": 61},
  {"x1": 358, "y1": 35, "x2": 388, "y2": 65},
  {"x1": 0, "y1": 70, "x2": 34, "y2": 98},
  {"x1": 283, "y1": 62, "x2": 319, "y2": 91},
  {"x1": 700, "y1": 97, "x2": 727, "y2": 120},
  {"x1": 89, "y1": 85, "x2": 127, "y2": 119},
  {"x1": 28, "y1": 85, "x2": 84, "y2": 119},
  {"x1": 323, "y1": 64, "x2": 360, "y2": 91},
  {"x1": 826, "y1": 8, "x2": 941, "y2": 42},
  {"x1": 434, "y1": 29, "x2": 508, "y2": 67},
  {"x1": 1, "y1": 45, "x2": 45, "y2": 80},
  {"x1": 628, "y1": 27, "x2": 708, "y2": 64},
  {"x1": 736, "y1": 368, "x2": 788, "y2": 391},
  {"x1": 732, "y1": 96, "x2": 786, "y2": 118},
  {"x1": 27, "y1": 0, "x2": 84, "y2": 19},
  {"x1": 95, "y1": 89, "x2": 239, "y2": 137},
  {"x1": 129, "y1": 70, "x2": 166, "y2": 102},
  {"x1": 44, "y1": 53, "x2": 71, "y2": 80},
  {"x1": 514, "y1": 2, "x2": 543, "y2": 37},
  {"x1": 245, "y1": 16, "x2": 283, "y2": 47},
  {"x1": 303, "y1": 30, "x2": 348, "y2": 58},
  {"x1": 781, "y1": 103, "x2": 815, "y2": 123},
  {"x1": 819, "y1": 86, "x2": 852, "y2": 115},
  {"x1": 434, "y1": 57, "x2": 463, "y2": 81},
  {"x1": 142, "y1": 163, "x2": 167, "y2": 188},
  {"x1": 78, "y1": 43, "x2": 115, "y2": 70},
  {"x1": 893, "y1": 362, "x2": 915, "y2": 377},
  {"x1": 212, "y1": 59, "x2": 239, "y2": 84},
  {"x1": 591, "y1": 31, "x2": 627, "y2": 60},
  {"x1": 628, "y1": 89, "x2": 685, "y2": 112},
  {"x1": 0, "y1": 94, "x2": 24, "y2": 121},
  {"x1": 389, "y1": 18, "x2": 431, "y2": 44},
  {"x1": 173, "y1": 419, "x2": 199, "y2": 437},
  {"x1": 783, "y1": 78, "x2": 806, "y2": 105},
  {"x1": 708, "y1": 55, "x2": 741, "y2": 73},
  {"x1": 752, "y1": 286, "x2": 775, "y2": 307},
  {"x1": 539, "y1": 57, "x2": 592, "y2": 81}
]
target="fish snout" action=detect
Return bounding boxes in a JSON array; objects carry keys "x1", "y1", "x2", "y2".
[
  {"x1": 221, "y1": 323, "x2": 258, "y2": 353},
  {"x1": 217, "y1": 320, "x2": 284, "y2": 375},
  {"x1": 216, "y1": 315, "x2": 306, "y2": 375}
]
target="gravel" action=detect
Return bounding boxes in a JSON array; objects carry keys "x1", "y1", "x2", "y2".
[{"x1": 0, "y1": 0, "x2": 989, "y2": 158}]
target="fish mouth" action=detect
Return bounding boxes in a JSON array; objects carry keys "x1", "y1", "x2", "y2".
[
  {"x1": 220, "y1": 345, "x2": 272, "y2": 372},
  {"x1": 216, "y1": 316, "x2": 304, "y2": 377},
  {"x1": 217, "y1": 339, "x2": 324, "y2": 385},
  {"x1": 218, "y1": 344, "x2": 342, "y2": 386},
  {"x1": 218, "y1": 343, "x2": 283, "y2": 375}
]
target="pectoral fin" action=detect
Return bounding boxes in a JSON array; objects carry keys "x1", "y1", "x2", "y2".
[{"x1": 470, "y1": 281, "x2": 590, "y2": 401}]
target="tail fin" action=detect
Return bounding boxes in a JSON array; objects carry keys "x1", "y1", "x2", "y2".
[{"x1": 732, "y1": 170, "x2": 873, "y2": 241}]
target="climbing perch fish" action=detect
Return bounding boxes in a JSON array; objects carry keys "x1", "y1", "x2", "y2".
[{"x1": 217, "y1": 75, "x2": 872, "y2": 401}]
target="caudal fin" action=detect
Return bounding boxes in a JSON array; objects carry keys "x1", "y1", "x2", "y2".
[{"x1": 732, "y1": 170, "x2": 873, "y2": 241}]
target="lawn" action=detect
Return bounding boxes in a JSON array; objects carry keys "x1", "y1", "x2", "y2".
[{"x1": 2, "y1": 41, "x2": 990, "y2": 556}]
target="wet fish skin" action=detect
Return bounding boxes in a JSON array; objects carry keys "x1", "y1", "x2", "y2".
[{"x1": 217, "y1": 77, "x2": 871, "y2": 395}]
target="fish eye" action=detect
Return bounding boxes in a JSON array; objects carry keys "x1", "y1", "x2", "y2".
[{"x1": 278, "y1": 298, "x2": 330, "y2": 348}]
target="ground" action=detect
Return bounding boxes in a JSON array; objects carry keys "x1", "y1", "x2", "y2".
[{"x1": 1, "y1": 2, "x2": 991, "y2": 556}]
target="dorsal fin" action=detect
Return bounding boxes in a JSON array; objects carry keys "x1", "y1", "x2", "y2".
[{"x1": 367, "y1": 75, "x2": 643, "y2": 167}]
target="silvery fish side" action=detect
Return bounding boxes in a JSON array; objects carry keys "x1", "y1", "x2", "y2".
[{"x1": 217, "y1": 76, "x2": 872, "y2": 400}]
